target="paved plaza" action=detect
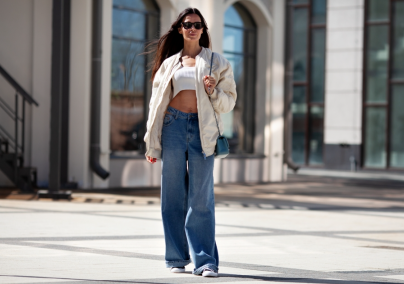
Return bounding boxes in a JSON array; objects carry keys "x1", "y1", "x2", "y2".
[{"x1": 1, "y1": 174, "x2": 404, "y2": 284}]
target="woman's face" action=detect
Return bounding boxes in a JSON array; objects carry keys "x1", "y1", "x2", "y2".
[{"x1": 178, "y1": 14, "x2": 203, "y2": 43}]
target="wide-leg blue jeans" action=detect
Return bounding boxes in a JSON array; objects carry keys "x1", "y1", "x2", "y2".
[{"x1": 161, "y1": 106, "x2": 219, "y2": 275}]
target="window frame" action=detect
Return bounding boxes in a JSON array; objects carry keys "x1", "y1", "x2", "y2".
[
  {"x1": 223, "y1": 3, "x2": 257, "y2": 154},
  {"x1": 286, "y1": 0, "x2": 327, "y2": 166},
  {"x1": 110, "y1": 1, "x2": 160, "y2": 153},
  {"x1": 362, "y1": 0, "x2": 404, "y2": 170}
]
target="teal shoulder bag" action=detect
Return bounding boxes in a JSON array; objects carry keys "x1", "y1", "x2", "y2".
[{"x1": 208, "y1": 52, "x2": 230, "y2": 159}]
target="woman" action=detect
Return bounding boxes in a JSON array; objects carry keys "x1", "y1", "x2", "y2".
[{"x1": 144, "y1": 7, "x2": 237, "y2": 277}]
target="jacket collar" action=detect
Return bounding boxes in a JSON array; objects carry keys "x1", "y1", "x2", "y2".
[
  {"x1": 172, "y1": 46, "x2": 209, "y2": 63},
  {"x1": 167, "y1": 47, "x2": 210, "y2": 79}
]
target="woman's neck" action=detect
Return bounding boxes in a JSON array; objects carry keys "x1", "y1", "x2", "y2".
[{"x1": 182, "y1": 42, "x2": 202, "y2": 58}]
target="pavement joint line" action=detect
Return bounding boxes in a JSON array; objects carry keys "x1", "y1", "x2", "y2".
[
  {"x1": 0, "y1": 275, "x2": 144, "y2": 283},
  {"x1": 2, "y1": 241, "x2": 404, "y2": 284},
  {"x1": 1, "y1": 205, "x2": 404, "y2": 245},
  {"x1": 2, "y1": 200, "x2": 404, "y2": 212},
  {"x1": 1, "y1": 229, "x2": 404, "y2": 244},
  {"x1": 6, "y1": 203, "x2": 403, "y2": 236},
  {"x1": 24, "y1": 276, "x2": 404, "y2": 284},
  {"x1": 361, "y1": 246, "x2": 404, "y2": 251},
  {"x1": 4, "y1": 276, "x2": 404, "y2": 284},
  {"x1": 1, "y1": 204, "x2": 404, "y2": 246},
  {"x1": 0, "y1": 232, "x2": 283, "y2": 242},
  {"x1": 1, "y1": 271, "x2": 403, "y2": 284},
  {"x1": 215, "y1": 224, "x2": 404, "y2": 245},
  {"x1": 330, "y1": 211, "x2": 404, "y2": 220}
]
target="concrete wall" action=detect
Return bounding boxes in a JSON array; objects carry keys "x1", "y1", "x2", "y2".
[
  {"x1": 323, "y1": 0, "x2": 364, "y2": 169},
  {"x1": 68, "y1": 0, "x2": 112, "y2": 188},
  {"x1": 0, "y1": 0, "x2": 52, "y2": 187},
  {"x1": 68, "y1": 0, "x2": 92, "y2": 188},
  {"x1": 0, "y1": 0, "x2": 111, "y2": 189}
]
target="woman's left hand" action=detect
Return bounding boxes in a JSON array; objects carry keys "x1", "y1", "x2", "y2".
[{"x1": 203, "y1": 75, "x2": 217, "y2": 96}]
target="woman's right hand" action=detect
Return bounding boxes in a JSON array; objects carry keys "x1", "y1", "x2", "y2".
[{"x1": 146, "y1": 156, "x2": 157, "y2": 164}]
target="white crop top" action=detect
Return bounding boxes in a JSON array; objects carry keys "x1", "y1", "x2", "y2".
[{"x1": 172, "y1": 66, "x2": 196, "y2": 98}]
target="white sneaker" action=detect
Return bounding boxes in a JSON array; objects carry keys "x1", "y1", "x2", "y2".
[
  {"x1": 202, "y1": 269, "x2": 218, "y2": 277},
  {"x1": 170, "y1": 267, "x2": 186, "y2": 273}
]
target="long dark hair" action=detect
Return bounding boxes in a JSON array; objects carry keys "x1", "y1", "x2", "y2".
[{"x1": 147, "y1": 8, "x2": 211, "y2": 81}]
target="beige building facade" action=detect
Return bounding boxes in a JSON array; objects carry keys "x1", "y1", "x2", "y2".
[{"x1": 0, "y1": 0, "x2": 286, "y2": 189}]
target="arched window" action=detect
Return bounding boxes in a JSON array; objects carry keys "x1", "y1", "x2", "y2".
[
  {"x1": 223, "y1": 3, "x2": 257, "y2": 154},
  {"x1": 110, "y1": 0, "x2": 159, "y2": 152}
]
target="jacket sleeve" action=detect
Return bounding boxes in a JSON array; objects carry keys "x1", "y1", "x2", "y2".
[
  {"x1": 144, "y1": 61, "x2": 167, "y2": 158},
  {"x1": 209, "y1": 60, "x2": 237, "y2": 114},
  {"x1": 148, "y1": 62, "x2": 166, "y2": 109}
]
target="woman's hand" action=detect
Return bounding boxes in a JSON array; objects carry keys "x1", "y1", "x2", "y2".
[
  {"x1": 146, "y1": 156, "x2": 157, "y2": 164},
  {"x1": 203, "y1": 75, "x2": 217, "y2": 96}
]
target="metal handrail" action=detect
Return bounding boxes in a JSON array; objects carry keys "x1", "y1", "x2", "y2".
[
  {"x1": 0, "y1": 96, "x2": 22, "y2": 122},
  {"x1": 0, "y1": 125, "x2": 21, "y2": 150},
  {"x1": 0, "y1": 65, "x2": 38, "y2": 179},
  {"x1": 0, "y1": 65, "x2": 39, "y2": 106}
]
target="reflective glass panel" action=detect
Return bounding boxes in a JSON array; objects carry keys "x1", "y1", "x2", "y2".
[
  {"x1": 309, "y1": 106, "x2": 323, "y2": 165},
  {"x1": 364, "y1": 107, "x2": 386, "y2": 168},
  {"x1": 224, "y1": 3, "x2": 255, "y2": 28},
  {"x1": 222, "y1": 54, "x2": 244, "y2": 145},
  {"x1": 111, "y1": 40, "x2": 145, "y2": 93},
  {"x1": 293, "y1": 0, "x2": 309, "y2": 4},
  {"x1": 224, "y1": 5, "x2": 244, "y2": 27},
  {"x1": 367, "y1": 0, "x2": 389, "y2": 22},
  {"x1": 292, "y1": 86, "x2": 307, "y2": 164},
  {"x1": 112, "y1": 9, "x2": 145, "y2": 40},
  {"x1": 223, "y1": 53, "x2": 247, "y2": 153},
  {"x1": 390, "y1": 85, "x2": 404, "y2": 168},
  {"x1": 310, "y1": 28, "x2": 325, "y2": 102},
  {"x1": 113, "y1": 0, "x2": 159, "y2": 12},
  {"x1": 114, "y1": 0, "x2": 146, "y2": 10},
  {"x1": 110, "y1": 39, "x2": 146, "y2": 151},
  {"x1": 292, "y1": 8, "x2": 308, "y2": 82},
  {"x1": 223, "y1": 3, "x2": 256, "y2": 154},
  {"x1": 110, "y1": 0, "x2": 159, "y2": 152},
  {"x1": 366, "y1": 25, "x2": 389, "y2": 102},
  {"x1": 311, "y1": 0, "x2": 327, "y2": 24},
  {"x1": 223, "y1": 26, "x2": 243, "y2": 53},
  {"x1": 392, "y1": 1, "x2": 404, "y2": 79}
]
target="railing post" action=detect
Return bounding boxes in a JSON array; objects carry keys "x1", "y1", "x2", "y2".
[
  {"x1": 14, "y1": 92, "x2": 18, "y2": 181},
  {"x1": 22, "y1": 98, "x2": 25, "y2": 160}
]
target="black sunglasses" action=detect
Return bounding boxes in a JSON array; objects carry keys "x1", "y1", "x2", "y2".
[{"x1": 181, "y1": 22, "x2": 203, "y2": 30}]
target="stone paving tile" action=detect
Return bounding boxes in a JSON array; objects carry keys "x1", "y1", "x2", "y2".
[
  {"x1": 336, "y1": 233, "x2": 404, "y2": 244},
  {"x1": 1, "y1": 176, "x2": 404, "y2": 284},
  {"x1": 377, "y1": 276, "x2": 404, "y2": 281}
]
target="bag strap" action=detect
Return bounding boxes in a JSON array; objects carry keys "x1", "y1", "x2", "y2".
[{"x1": 208, "y1": 52, "x2": 221, "y2": 136}]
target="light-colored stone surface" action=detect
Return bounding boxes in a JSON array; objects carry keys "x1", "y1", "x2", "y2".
[
  {"x1": 1, "y1": 176, "x2": 404, "y2": 283},
  {"x1": 325, "y1": 2, "x2": 365, "y2": 147},
  {"x1": 324, "y1": 128, "x2": 362, "y2": 145},
  {"x1": 328, "y1": 0, "x2": 363, "y2": 9},
  {"x1": 378, "y1": 275, "x2": 404, "y2": 281},
  {"x1": 325, "y1": 71, "x2": 362, "y2": 93},
  {"x1": 328, "y1": 7, "x2": 364, "y2": 30},
  {"x1": 326, "y1": 50, "x2": 362, "y2": 71},
  {"x1": 325, "y1": 93, "x2": 362, "y2": 128},
  {"x1": 326, "y1": 29, "x2": 363, "y2": 51}
]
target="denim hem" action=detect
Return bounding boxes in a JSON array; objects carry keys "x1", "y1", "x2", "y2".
[
  {"x1": 192, "y1": 263, "x2": 218, "y2": 275},
  {"x1": 165, "y1": 260, "x2": 191, "y2": 268}
]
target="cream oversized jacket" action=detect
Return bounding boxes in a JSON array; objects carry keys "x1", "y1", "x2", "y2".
[{"x1": 144, "y1": 47, "x2": 237, "y2": 159}]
